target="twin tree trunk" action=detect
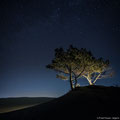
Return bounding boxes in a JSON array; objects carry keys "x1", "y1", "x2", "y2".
[
  {"x1": 69, "y1": 68, "x2": 78, "y2": 90},
  {"x1": 87, "y1": 78, "x2": 94, "y2": 85},
  {"x1": 69, "y1": 68, "x2": 101, "y2": 90},
  {"x1": 87, "y1": 74, "x2": 101, "y2": 85}
]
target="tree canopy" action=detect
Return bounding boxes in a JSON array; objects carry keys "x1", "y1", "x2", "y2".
[{"x1": 46, "y1": 45, "x2": 113, "y2": 90}]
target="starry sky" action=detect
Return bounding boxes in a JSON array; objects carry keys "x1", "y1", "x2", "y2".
[{"x1": 0, "y1": 0, "x2": 120, "y2": 98}]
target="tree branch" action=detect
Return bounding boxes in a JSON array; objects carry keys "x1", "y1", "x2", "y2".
[
  {"x1": 93, "y1": 73, "x2": 101, "y2": 84},
  {"x1": 76, "y1": 66, "x2": 85, "y2": 78}
]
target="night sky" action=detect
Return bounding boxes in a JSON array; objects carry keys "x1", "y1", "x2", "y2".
[{"x1": 0, "y1": 0, "x2": 120, "y2": 98}]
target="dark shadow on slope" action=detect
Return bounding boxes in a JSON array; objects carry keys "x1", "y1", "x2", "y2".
[
  {"x1": 0, "y1": 97, "x2": 54, "y2": 113},
  {"x1": 0, "y1": 85, "x2": 120, "y2": 120}
]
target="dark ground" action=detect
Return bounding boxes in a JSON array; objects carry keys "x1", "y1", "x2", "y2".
[
  {"x1": 0, "y1": 97, "x2": 54, "y2": 113},
  {"x1": 0, "y1": 85, "x2": 120, "y2": 120}
]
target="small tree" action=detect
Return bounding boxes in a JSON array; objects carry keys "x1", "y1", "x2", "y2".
[{"x1": 82, "y1": 58, "x2": 113, "y2": 85}]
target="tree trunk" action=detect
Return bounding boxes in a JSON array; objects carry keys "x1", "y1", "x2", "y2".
[
  {"x1": 75, "y1": 76, "x2": 77, "y2": 88},
  {"x1": 93, "y1": 73, "x2": 101, "y2": 84},
  {"x1": 87, "y1": 78, "x2": 94, "y2": 85},
  {"x1": 89, "y1": 82, "x2": 94, "y2": 85},
  {"x1": 69, "y1": 68, "x2": 73, "y2": 90}
]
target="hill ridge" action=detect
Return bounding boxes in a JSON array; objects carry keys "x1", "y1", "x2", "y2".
[{"x1": 0, "y1": 85, "x2": 120, "y2": 120}]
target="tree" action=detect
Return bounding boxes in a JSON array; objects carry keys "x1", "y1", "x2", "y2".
[
  {"x1": 82, "y1": 58, "x2": 114, "y2": 85},
  {"x1": 68, "y1": 47, "x2": 94, "y2": 87},
  {"x1": 46, "y1": 47, "x2": 74, "y2": 90},
  {"x1": 46, "y1": 45, "x2": 113, "y2": 90},
  {"x1": 46, "y1": 45, "x2": 94, "y2": 90}
]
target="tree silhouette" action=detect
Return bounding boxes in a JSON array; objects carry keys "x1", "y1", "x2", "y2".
[
  {"x1": 46, "y1": 45, "x2": 94, "y2": 90},
  {"x1": 46, "y1": 47, "x2": 74, "y2": 90},
  {"x1": 46, "y1": 45, "x2": 113, "y2": 90}
]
